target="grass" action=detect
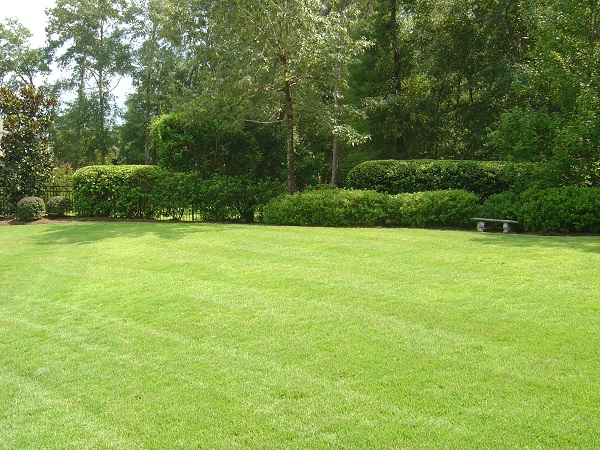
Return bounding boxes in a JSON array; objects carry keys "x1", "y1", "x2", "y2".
[{"x1": 0, "y1": 221, "x2": 599, "y2": 449}]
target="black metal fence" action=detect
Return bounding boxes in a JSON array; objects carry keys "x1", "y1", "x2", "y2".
[{"x1": 43, "y1": 186, "x2": 73, "y2": 202}]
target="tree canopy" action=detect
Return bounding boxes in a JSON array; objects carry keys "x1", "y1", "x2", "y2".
[{"x1": 0, "y1": 0, "x2": 598, "y2": 189}]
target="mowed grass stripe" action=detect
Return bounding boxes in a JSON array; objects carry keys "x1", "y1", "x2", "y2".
[{"x1": 1, "y1": 222, "x2": 599, "y2": 449}]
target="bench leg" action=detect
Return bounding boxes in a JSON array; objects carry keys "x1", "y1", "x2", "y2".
[
  {"x1": 477, "y1": 221, "x2": 485, "y2": 232},
  {"x1": 503, "y1": 222, "x2": 512, "y2": 233}
]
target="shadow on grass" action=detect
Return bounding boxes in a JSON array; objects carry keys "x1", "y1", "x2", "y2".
[
  {"x1": 33, "y1": 219, "x2": 231, "y2": 246},
  {"x1": 469, "y1": 232, "x2": 600, "y2": 255}
]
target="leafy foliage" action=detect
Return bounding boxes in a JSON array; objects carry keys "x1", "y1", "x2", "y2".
[
  {"x1": 46, "y1": 195, "x2": 72, "y2": 217},
  {"x1": 519, "y1": 188, "x2": 600, "y2": 233},
  {"x1": 386, "y1": 190, "x2": 479, "y2": 228},
  {"x1": 479, "y1": 187, "x2": 600, "y2": 233},
  {"x1": 261, "y1": 187, "x2": 477, "y2": 228},
  {"x1": 347, "y1": 160, "x2": 533, "y2": 198},
  {"x1": 0, "y1": 18, "x2": 49, "y2": 88},
  {"x1": 15, "y1": 196, "x2": 45, "y2": 221},
  {"x1": 150, "y1": 110, "x2": 284, "y2": 179},
  {"x1": 72, "y1": 165, "x2": 283, "y2": 222},
  {"x1": 0, "y1": 85, "x2": 57, "y2": 210},
  {"x1": 261, "y1": 188, "x2": 390, "y2": 227},
  {"x1": 72, "y1": 165, "x2": 162, "y2": 218}
]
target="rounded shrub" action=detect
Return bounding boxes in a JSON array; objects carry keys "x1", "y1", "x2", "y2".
[
  {"x1": 478, "y1": 191, "x2": 522, "y2": 222},
  {"x1": 46, "y1": 195, "x2": 72, "y2": 217},
  {"x1": 261, "y1": 188, "x2": 389, "y2": 227},
  {"x1": 16, "y1": 196, "x2": 46, "y2": 221},
  {"x1": 386, "y1": 190, "x2": 479, "y2": 228},
  {"x1": 519, "y1": 187, "x2": 600, "y2": 233}
]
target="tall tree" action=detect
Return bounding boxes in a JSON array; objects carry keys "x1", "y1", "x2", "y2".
[
  {"x1": 46, "y1": 0, "x2": 132, "y2": 165},
  {"x1": 0, "y1": 18, "x2": 49, "y2": 88},
  {"x1": 205, "y1": 0, "x2": 362, "y2": 193},
  {"x1": 119, "y1": 0, "x2": 181, "y2": 165}
]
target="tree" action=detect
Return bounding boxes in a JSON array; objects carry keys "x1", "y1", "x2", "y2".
[
  {"x1": 118, "y1": 0, "x2": 182, "y2": 165},
  {"x1": 486, "y1": 0, "x2": 600, "y2": 186},
  {"x1": 46, "y1": 0, "x2": 132, "y2": 165},
  {"x1": 0, "y1": 18, "x2": 49, "y2": 88},
  {"x1": 0, "y1": 85, "x2": 57, "y2": 210},
  {"x1": 205, "y1": 0, "x2": 364, "y2": 193}
]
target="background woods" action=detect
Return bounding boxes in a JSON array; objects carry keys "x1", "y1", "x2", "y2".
[{"x1": 1, "y1": 0, "x2": 600, "y2": 194}]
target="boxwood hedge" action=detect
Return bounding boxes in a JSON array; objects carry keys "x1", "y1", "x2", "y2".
[
  {"x1": 260, "y1": 187, "x2": 478, "y2": 228},
  {"x1": 346, "y1": 160, "x2": 534, "y2": 198},
  {"x1": 479, "y1": 187, "x2": 600, "y2": 233}
]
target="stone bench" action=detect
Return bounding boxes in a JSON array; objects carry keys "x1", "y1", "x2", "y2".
[{"x1": 471, "y1": 218, "x2": 519, "y2": 233}]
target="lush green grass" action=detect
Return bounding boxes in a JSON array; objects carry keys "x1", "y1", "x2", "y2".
[{"x1": 1, "y1": 221, "x2": 599, "y2": 449}]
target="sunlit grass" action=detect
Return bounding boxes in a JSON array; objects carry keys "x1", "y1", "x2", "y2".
[{"x1": 1, "y1": 221, "x2": 599, "y2": 449}]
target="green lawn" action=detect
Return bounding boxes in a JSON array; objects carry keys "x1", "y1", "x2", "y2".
[{"x1": 1, "y1": 221, "x2": 599, "y2": 449}]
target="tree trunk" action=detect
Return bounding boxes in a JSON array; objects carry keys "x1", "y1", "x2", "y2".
[
  {"x1": 390, "y1": 0, "x2": 404, "y2": 158},
  {"x1": 284, "y1": 77, "x2": 296, "y2": 194},
  {"x1": 99, "y1": 23, "x2": 106, "y2": 165}
]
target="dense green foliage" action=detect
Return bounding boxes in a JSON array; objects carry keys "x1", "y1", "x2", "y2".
[
  {"x1": 0, "y1": 85, "x2": 57, "y2": 211},
  {"x1": 72, "y1": 165, "x2": 161, "y2": 218},
  {"x1": 15, "y1": 196, "x2": 45, "y2": 221},
  {"x1": 519, "y1": 188, "x2": 600, "y2": 233},
  {"x1": 261, "y1": 187, "x2": 477, "y2": 228},
  {"x1": 480, "y1": 187, "x2": 600, "y2": 233},
  {"x1": 72, "y1": 165, "x2": 283, "y2": 222},
  {"x1": 45, "y1": 195, "x2": 72, "y2": 217},
  {"x1": 150, "y1": 111, "x2": 285, "y2": 179},
  {"x1": 4, "y1": 0, "x2": 600, "y2": 199},
  {"x1": 261, "y1": 187, "x2": 390, "y2": 227},
  {"x1": 386, "y1": 190, "x2": 478, "y2": 228},
  {"x1": 346, "y1": 160, "x2": 532, "y2": 197},
  {"x1": 152, "y1": 172, "x2": 283, "y2": 223}
]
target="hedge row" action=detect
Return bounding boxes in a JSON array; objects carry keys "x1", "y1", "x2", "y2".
[
  {"x1": 346, "y1": 160, "x2": 533, "y2": 198},
  {"x1": 72, "y1": 165, "x2": 283, "y2": 222},
  {"x1": 261, "y1": 186, "x2": 599, "y2": 232},
  {"x1": 480, "y1": 187, "x2": 600, "y2": 233},
  {"x1": 260, "y1": 188, "x2": 479, "y2": 228}
]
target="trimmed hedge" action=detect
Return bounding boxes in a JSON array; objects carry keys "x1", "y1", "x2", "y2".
[
  {"x1": 261, "y1": 188, "x2": 389, "y2": 227},
  {"x1": 16, "y1": 196, "x2": 45, "y2": 221},
  {"x1": 72, "y1": 165, "x2": 283, "y2": 222},
  {"x1": 386, "y1": 190, "x2": 479, "y2": 228},
  {"x1": 346, "y1": 159, "x2": 533, "y2": 198},
  {"x1": 260, "y1": 187, "x2": 477, "y2": 228},
  {"x1": 479, "y1": 187, "x2": 600, "y2": 233},
  {"x1": 73, "y1": 165, "x2": 161, "y2": 218},
  {"x1": 152, "y1": 172, "x2": 283, "y2": 222}
]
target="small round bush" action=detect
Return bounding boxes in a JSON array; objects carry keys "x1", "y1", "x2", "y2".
[
  {"x1": 46, "y1": 196, "x2": 72, "y2": 217},
  {"x1": 16, "y1": 197, "x2": 46, "y2": 221}
]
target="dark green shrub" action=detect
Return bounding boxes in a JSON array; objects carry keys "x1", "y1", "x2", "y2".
[
  {"x1": 519, "y1": 187, "x2": 600, "y2": 233},
  {"x1": 73, "y1": 166, "x2": 283, "y2": 223},
  {"x1": 478, "y1": 191, "x2": 522, "y2": 221},
  {"x1": 16, "y1": 196, "x2": 45, "y2": 221},
  {"x1": 46, "y1": 196, "x2": 72, "y2": 217},
  {"x1": 152, "y1": 173, "x2": 284, "y2": 223},
  {"x1": 347, "y1": 160, "x2": 534, "y2": 198},
  {"x1": 200, "y1": 176, "x2": 283, "y2": 223},
  {"x1": 261, "y1": 188, "x2": 390, "y2": 227},
  {"x1": 387, "y1": 190, "x2": 479, "y2": 228}
]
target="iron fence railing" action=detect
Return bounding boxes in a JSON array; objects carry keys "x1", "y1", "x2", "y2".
[{"x1": 43, "y1": 185, "x2": 73, "y2": 202}]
